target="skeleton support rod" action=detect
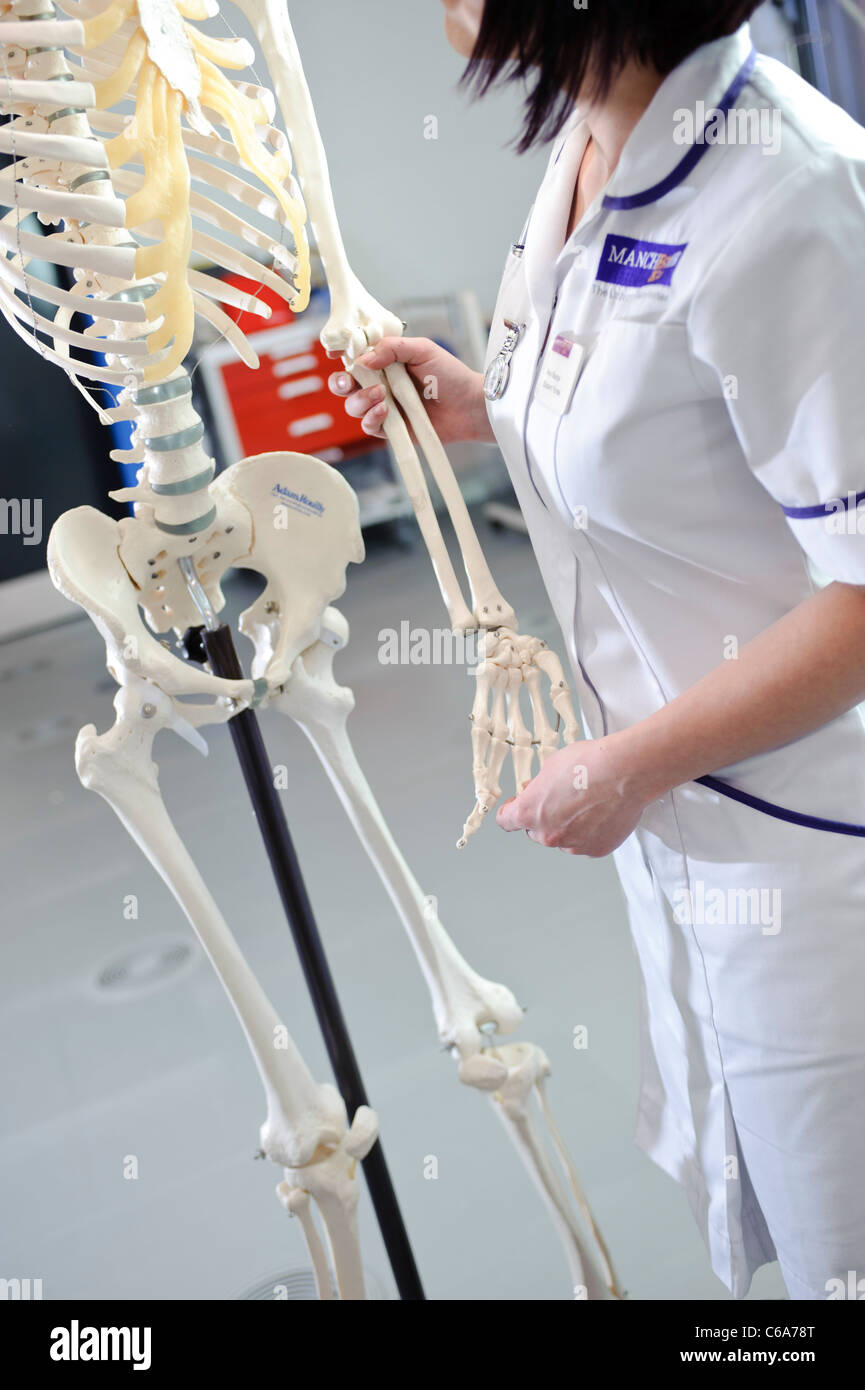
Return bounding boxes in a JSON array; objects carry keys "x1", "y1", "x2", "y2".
[{"x1": 192, "y1": 621, "x2": 425, "y2": 1302}]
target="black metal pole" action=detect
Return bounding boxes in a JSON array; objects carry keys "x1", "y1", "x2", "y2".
[{"x1": 192, "y1": 622, "x2": 424, "y2": 1301}]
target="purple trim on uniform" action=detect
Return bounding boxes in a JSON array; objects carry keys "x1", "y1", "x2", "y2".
[
  {"x1": 697, "y1": 774, "x2": 865, "y2": 837},
  {"x1": 603, "y1": 47, "x2": 758, "y2": 211},
  {"x1": 781, "y1": 489, "x2": 865, "y2": 520}
]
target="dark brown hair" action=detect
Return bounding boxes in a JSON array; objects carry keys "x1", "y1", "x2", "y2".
[{"x1": 462, "y1": 0, "x2": 766, "y2": 151}]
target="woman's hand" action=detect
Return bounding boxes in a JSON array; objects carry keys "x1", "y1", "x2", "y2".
[
  {"x1": 497, "y1": 581, "x2": 865, "y2": 860},
  {"x1": 327, "y1": 336, "x2": 494, "y2": 444},
  {"x1": 496, "y1": 736, "x2": 655, "y2": 857}
]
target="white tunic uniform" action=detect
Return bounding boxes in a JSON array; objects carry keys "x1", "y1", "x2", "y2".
[{"x1": 485, "y1": 23, "x2": 865, "y2": 1299}]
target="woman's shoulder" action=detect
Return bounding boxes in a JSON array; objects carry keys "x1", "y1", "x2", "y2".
[
  {"x1": 692, "y1": 56, "x2": 865, "y2": 271},
  {"x1": 749, "y1": 52, "x2": 865, "y2": 170}
]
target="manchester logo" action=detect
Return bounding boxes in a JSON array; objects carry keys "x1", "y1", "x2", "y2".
[{"x1": 596, "y1": 234, "x2": 688, "y2": 289}]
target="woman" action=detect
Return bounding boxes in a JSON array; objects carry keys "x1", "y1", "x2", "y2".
[{"x1": 329, "y1": 1, "x2": 865, "y2": 1300}]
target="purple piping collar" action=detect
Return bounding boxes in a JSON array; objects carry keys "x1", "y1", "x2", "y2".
[
  {"x1": 782, "y1": 489, "x2": 865, "y2": 520},
  {"x1": 697, "y1": 774, "x2": 865, "y2": 837},
  {"x1": 603, "y1": 46, "x2": 758, "y2": 212}
]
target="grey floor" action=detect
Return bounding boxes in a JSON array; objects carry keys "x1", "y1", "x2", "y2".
[{"x1": 0, "y1": 513, "x2": 787, "y2": 1301}]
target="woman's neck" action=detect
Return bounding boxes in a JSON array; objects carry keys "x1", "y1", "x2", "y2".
[
  {"x1": 567, "y1": 61, "x2": 665, "y2": 235},
  {"x1": 583, "y1": 60, "x2": 665, "y2": 176}
]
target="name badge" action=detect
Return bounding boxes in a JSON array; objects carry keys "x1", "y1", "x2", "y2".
[{"x1": 534, "y1": 332, "x2": 585, "y2": 414}]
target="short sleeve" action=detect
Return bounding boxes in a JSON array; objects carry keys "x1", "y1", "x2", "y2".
[{"x1": 688, "y1": 152, "x2": 865, "y2": 584}]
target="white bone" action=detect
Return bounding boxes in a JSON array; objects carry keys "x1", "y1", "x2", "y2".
[
  {"x1": 108, "y1": 164, "x2": 298, "y2": 271},
  {"x1": 72, "y1": 675, "x2": 372, "y2": 1299},
  {"x1": 0, "y1": 251, "x2": 147, "y2": 319},
  {"x1": 384, "y1": 362, "x2": 517, "y2": 630},
  {"x1": 188, "y1": 266, "x2": 270, "y2": 319},
  {"x1": 137, "y1": 0, "x2": 203, "y2": 107},
  {"x1": 211, "y1": 450, "x2": 365, "y2": 686},
  {"x1": 0, "y1": 272, "x2": 149, "y2": 353},
  {"x1": 0, "y1": 76, "x2": 96, "y2": 106},
  {"x1": 460, "y1": 630, "x2": 581, "y2": 846},
  {"x1": 54, "y1": 0, "x2": 141, "y2": 16},
  {"x1": 89, "y1": 107, "x2": 292, "y2": 215},
  {"x1": 230, "y1": 0, "x2": 395, "y2": 351},
  {"x1": 0, "y1": 274, "x2": 143, "y2": 383},
  {"x1": 260, "y1": 607, "x2": 618, "y2": 1294},
  {"x1": 0, "y1": 217, "x2": 136, "y2": 273},
  {"x1": 507, "y1": 663, "x2": 535, "y2": 793},
  {"x1": 185, "y1": 150, "x2": 293, "y2": 225},
  {"x1": 47, "y1": 504, "x2": 250, "y2": 698},
  {"x1": 276, "y1": 1186, "x2": 335, "y2": 1301},
  {"x1": 0, "y1": 18, "x2": 84, "y2": 44},
  {"x1": 192, "y1": 288, "x2": 258, "y2": 367},
  {"x1": 524, "y1": 664, "x2": 560, "y2": 766},
  {"x1": 0, "y1": 171, "x2": 126, "y2": 226},
  {"x1": 534, "y1": 642, "x2": 581, "y2": 741},
  {"x1": 270, "y1": 618, "x2": 523, "y2": 1088},
  {"x1": 488, "y1": 1042, "x2": 623, "y2": 1300},
  {"x1": 348, "y1": 361, "x2": 475, "y2": 632},
  {"x1": 0, "y1": 125, "x2": 107, "y2": 165},
  {"x1": 190, "y1": 227, "x2": 296, "y2": 303}
]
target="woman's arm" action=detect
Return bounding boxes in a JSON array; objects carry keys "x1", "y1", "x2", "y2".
[{"x1": 497, "y1": 580, "x2": 865, "y2": 854}]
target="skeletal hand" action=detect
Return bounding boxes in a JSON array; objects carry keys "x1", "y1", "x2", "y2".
[
  {"x1": 460, "y1": 628, "x2": 581, "y2": 847},
  {"x1": 496, "y1": 736, "x2": 652, "y2": 857}
]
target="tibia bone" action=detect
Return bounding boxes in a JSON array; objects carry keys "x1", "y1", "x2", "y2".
[
  {"x1": 276, "y1": 1185, "x2": 335, "y2": 1301},
  {"x1": 488, "y1": 1042, "x2": 624, "y2": 1301},
  {"x1": 277, "y1": 1101, "x2": 378, "y2": 1302}
]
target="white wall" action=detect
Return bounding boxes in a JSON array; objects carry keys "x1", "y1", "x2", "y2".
[{"x1": 286, "y1": 0, "x2": 551, "y2": 316}]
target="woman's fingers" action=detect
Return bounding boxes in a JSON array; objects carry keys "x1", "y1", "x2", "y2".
[
  {"x1": 327, "y1": 370, "x2": 355, "y2": 397},
  {"x1": 360, "y1": 402, "x2": 388, "y2": 436},
  {"x1": 496, "y1": 795, "x2": 526, "y2": 832},
  {"x1": 345, "y1": 382, "x2": 388, "y2": 434},
  {"x1": 341, "y1": 382, "x2": 384, "y2": 418},
  {"x1": 327, "y1": 371, "x2": 389, "y2": 436},
  {"x1": 356, "y1": 337, "x2": 433, "y2": 371}
]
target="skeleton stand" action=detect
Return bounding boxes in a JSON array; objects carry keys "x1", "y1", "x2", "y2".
[{"x1": 181, "y1": 607, "x2": 423, "y2": 1301}]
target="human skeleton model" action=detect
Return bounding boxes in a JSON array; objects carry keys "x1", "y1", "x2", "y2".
[{"x1": 0, "y1": 0, "x2": 621, "y2": 1299}]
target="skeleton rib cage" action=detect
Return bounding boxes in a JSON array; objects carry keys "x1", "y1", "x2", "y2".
[
  {"x1": 0, "y1": 0, "x2": 622, "y2": 1299},
  {"x1": 1, "y1": 0, "x2": 309, "y2": 386}
]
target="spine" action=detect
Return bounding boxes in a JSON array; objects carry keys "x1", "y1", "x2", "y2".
[{"x1": 4, "y1": 0, "x2": 216, "y2": 534}]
